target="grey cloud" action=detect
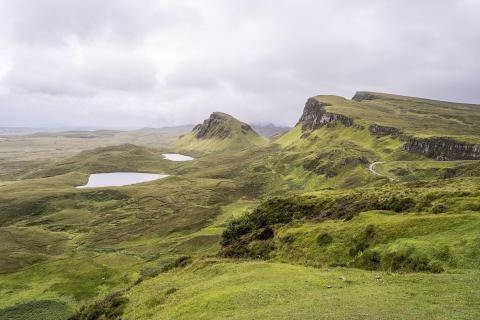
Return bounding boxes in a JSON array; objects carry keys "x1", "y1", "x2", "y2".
[
  {"x1": 0, "y1": 0, "x2": 181, "y2": 45},
  {"x1": 2, "y1": 46, "x2": 157, "y2": 97},
  {"x1": 0, "y1": 0, "x2": 479, "y2": 128}
]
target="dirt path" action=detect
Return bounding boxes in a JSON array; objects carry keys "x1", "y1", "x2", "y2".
[
  {"x1": 368, "y1": 161, "x2": 386, "y2": 176},
  {"x1": 368, "y1": 161, "x2": 397, "y2": 181}
]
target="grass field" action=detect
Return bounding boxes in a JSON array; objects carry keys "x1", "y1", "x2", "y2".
[{"x1": 123, "y1": 260, "x2": 480, "y2": 320}]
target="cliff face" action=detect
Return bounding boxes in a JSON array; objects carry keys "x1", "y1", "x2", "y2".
[
  {"x1": 297, "y1": 98, "x2": 355, "y2": 131},
  {"x1": 368, "y1": 124, "x2": 402, "y2": 137},
  {"x1": 403, "y1": 137, "x2": 480, "y2": 160},
  {"x1": 351, "y1": 91, "x2": 379, "y2": 102}
]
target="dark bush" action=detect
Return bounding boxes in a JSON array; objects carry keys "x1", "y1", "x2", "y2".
[
  {"x1": 388, "y1": 197, "x2": 416, "y2": 212},
  {"x1": 255, "y1": 226, "x2": 274, "y2": 240},
  {"x1": 316, "y1": 232, "x2": 333, "y2": 246},
  {"x1": 432, "y1": 204, "x2": 448, "y2": 214},
  {"x1": 248, "y1": 240, "x2": 275, "y2": 259},
  {"x1": 383, "y1": 247, "x2": 444, "y2": 273},
  {"x1": 69, "y1": 292, "x2": 128, "y2": 320},
  {"x1": 349, "y1": 225, "x2": 376, "y2": 257},
  {"x1": 354, "y1": 249, "x2": 382, "y2": 270},
  {"x1": 433, "y1": 245, "x2": 452, "y2": 261}
]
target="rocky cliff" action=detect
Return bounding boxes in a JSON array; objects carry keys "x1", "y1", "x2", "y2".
[
  {"x1": 297, "y1": 98, "x2": 356, "y2": 131},
  {"x1": 351, "y1": 91, "x2": 380, "y2": 102},
  {"x1": 368, "y1": 124, "x2": 403, "y2": 137},
  {"x1": 403, "y1": 137, "x2": 480, "y2": 160}
]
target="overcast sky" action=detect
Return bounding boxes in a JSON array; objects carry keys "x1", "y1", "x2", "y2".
[{"x1": 0, "y1": 0, "x2": 479, "y2": 128}]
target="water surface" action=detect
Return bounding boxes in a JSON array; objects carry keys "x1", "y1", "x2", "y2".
[
  {"x1": 162, "y1": 153, "x2": 194, "y2": 161},
  {"x1": 77, "y1": 172, "x2": 168, "y2": 188}
]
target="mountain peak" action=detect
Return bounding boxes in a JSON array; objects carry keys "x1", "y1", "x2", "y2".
[
  {"x1": 175, "y1": 112, "x2": 266, "y2": 152},
  {"x1": 192, "y1": 112, "x2": 255, "y2": 140}
]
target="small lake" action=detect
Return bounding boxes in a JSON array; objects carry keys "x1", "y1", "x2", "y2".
[
  {"x1": 162, "y1": 153, "x2": 194, "y2": 161},
  {"x1": 76, "y1": 172, "x2": 168, "y2": 188}
]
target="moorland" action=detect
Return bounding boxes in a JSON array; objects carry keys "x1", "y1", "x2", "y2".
[{"x1": 0, "y1": 92, "x2": 479, "y2": 320}]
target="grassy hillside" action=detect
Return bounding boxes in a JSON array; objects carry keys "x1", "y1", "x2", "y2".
[
  {"x1": 321, "y1": 92, "x2": 480, "y2": 142},
  {"x1": 122, "y1": 260, "x2": 479, "y2": 320}
]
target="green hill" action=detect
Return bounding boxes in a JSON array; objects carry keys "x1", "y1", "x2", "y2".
[{"x1": 175, "y1": 112, "x2": 267, "y2": 153}]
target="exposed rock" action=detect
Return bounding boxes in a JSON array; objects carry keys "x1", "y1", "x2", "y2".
[
  {"x1": 366, "y1": 123, "x2": 480, "y2": 160},
  {"x1": 403, "y1": 136, "x2": 480, "y2": 160},
  {"x1": 297, "y1": 98, "x2": 355, "y2": 131},
  {"x1": 351, "y1": 91, "x2": 379, "y2": 102},
  {"x1": 368, "y1": 124, "x2": 403, "y2": 137},
  {"x1": 241, "y1": 124, "x2": 253, "y2": 134},
  {"x1": 193, "y1": 113, "x2": 235, "y2": 139}
]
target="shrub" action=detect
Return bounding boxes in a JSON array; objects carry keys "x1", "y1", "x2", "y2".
[
  {"x1": 383, "y1": 247, "x2": 444, "y2": 273},
  {"x1": 316, "y1": 232, "x2": 333, "y2": 246},
  {"x1": 354, "y1": 249, "x2": 381, "y2": 270},
  {"x1": 69, "y1": 292, "x2": 128, "y2": 320},
  {"x1": 248, "y1": 240, "x2": 275, "y2": 259},
  {"x1": 432, "y1": 204, "x2": 448, "y2": 214},
  {"x1": 349, "y1": 225, "x2": 376, "y2": 257}
]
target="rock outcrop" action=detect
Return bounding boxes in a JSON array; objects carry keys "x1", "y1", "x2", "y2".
[
  {"x1": 403, "y1": 137, "x2": 480, "y2": 160},
  {"x1": 368, "y1": 124, "x2": 403, "y2": 137},
  {"x1": 193, "y1": 112, "x2": 255, "y2": 140},
  {"x1": 297, "y1": 98, "x2": 356, "y2": 131},
  {"x1": 351, "y1": 91, "x2": 379, "y2": 102}
]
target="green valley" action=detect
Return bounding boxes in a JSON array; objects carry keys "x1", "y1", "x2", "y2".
[{"x1": 0, "y1": 92, "x2": 479, "y2": 320}]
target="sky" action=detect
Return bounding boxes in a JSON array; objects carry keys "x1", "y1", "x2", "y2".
[{"x1": 0, "y1": 0, "x2": 479, "y2": 128}]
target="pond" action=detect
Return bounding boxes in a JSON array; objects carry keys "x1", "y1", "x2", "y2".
[
  {"x1": 162, "y1": 153, "x2": 194, "y2": 161},
  {"x1": 76, "y1": 172, "x2": 168, "y2": 188}
]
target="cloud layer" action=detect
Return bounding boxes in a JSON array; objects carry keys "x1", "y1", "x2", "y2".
[{"x1": 0, "y1": 0, "x2": 479, "y2": 127}]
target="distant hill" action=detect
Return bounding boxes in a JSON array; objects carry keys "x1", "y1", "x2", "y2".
[
  {"x1": 175, "y1": 112, "x2": 267, "y2": 152},
  {"x1": 249, "y1": 123, "x2": 291, "y2": 137}
]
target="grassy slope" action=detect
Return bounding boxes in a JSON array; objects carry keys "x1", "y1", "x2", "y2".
[
  {"x1": 274, "y1": 211, "x2": 480, "y2": 269},
  {"x1": 123, "y1": 260, "x2": 480, "y2": 320}
]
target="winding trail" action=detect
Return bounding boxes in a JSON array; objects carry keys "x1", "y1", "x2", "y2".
[
  {"x1": 368, "y1": 161, "x2": 385, "y2": 176},
  {"x1": 368, "y1": 161, "x2": 398, "y2": 181}
]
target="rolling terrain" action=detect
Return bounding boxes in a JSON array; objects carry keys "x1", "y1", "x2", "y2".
[{"x1": 0, "y1": 92, "x2": 479, "y2": 319}]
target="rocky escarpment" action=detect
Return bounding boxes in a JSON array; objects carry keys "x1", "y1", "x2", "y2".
[
  {"x1": 297, "y1": 98, "x2": 357, "y2": 131},
  {"x1": 367, "y1": 123, "x2": 480, "y2": 160},
  {"x1": 403, "y1": 137, "x2": 480, "y2": 161},
  {"x1": 352, "y1": 91, "x2": 380, "y2": 102},
  {"x1": 368, "y1": 124, "x2": 403, "y2": 137},
  {"x1": 193, "y1": 112, "x2": 255, "y2": 140}
]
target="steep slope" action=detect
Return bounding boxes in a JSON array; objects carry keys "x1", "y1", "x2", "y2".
[{"x1": 175, "y1": 112, "x2": 267, "y2": 152}]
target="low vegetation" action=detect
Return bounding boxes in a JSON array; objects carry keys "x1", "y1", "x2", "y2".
[{"x1": 1, "y1": 92, "x2": 479, "y2": 319}]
